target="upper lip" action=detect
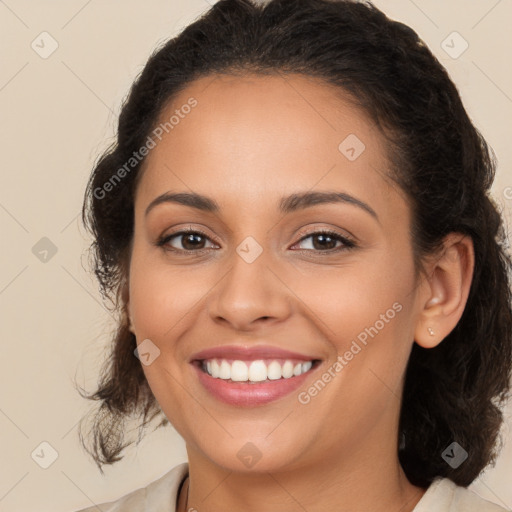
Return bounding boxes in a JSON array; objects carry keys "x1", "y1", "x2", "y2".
[{"x1": 190, "y1": 345, "x2": 319, "y2": 362}]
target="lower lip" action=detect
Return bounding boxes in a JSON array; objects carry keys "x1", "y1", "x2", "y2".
[{"x1": 193, "y1": 363, "x2": 316, "y2": 406}]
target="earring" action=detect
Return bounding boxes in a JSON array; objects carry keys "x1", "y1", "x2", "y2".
[{"x1": 427, "y1": 327, "x2": 435, "y2": 336}]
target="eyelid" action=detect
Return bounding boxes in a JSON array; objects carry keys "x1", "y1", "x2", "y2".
[
  {"x1": 293, "y1": 225, "x2": 356, "y2": 246},
  {"x1": 156, "y1": 224, "x2": 357, "y2": 255},
  {"x1": 156, "y1": 225, "x2": 219, "y2": 250}
]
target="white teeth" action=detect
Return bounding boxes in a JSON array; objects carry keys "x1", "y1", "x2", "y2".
[
  {"x1": 211, "y1": 360, "x2": 220, "y2": 378},
  {"x1": 219, "y1": 360, "x2": 231, "y2": 379},
  {"x1": 248, "y1": 360, "x2": 267, "y2": 382},
  {"x1": 282, "y1": 361, "x2": 294, "y2": 378},
  {"x1": 302, "y1": 361, "x2": 312, "y2": 373},
  {"x1": 202, "y1": 358, "x2": 315, "y2": 382},
  {"x1": 267, "y1": 361, "x2": 282, "y2": 380},
  {"x1": 230, "y1": 360, "x2": 248, "y2": 381}
]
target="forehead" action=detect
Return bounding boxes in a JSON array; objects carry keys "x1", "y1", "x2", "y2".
[{"x1": 135, "y1": 72, "x2": 406, "y2": 222}]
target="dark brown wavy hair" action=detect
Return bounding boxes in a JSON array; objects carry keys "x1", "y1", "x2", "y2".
[{"x1": 77, "y1": 0, "x2": 512, "y2": 487}]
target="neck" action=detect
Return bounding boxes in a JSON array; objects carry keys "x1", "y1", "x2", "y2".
[{"x1": 178, "y1": 438, "x2": 427, "y2": 512}]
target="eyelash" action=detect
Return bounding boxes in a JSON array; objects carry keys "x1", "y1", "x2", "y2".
[{"x1": 155, "y1": 226, "x2": 357, "y2": 256}]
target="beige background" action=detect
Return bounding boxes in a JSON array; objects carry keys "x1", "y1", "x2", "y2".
[{"x1": 0, "y1": 1, "x2": 511, "y2": 511}]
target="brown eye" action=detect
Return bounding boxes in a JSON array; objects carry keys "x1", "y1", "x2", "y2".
[
  {"x1": 178, "y1": 232, "x2": 208, "y2": 250},
  {"x1": 157, "y1": 229, "x2": 216, "y2": 252},
  {"x1": 293, "y1": 230, "x2": 355, "y2": 252}
]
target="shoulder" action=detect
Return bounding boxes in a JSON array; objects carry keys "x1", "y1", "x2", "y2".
[
  {"x1": 71, "y1": 462, "x2": 189, "y2": 512},
  {"x1": 414, "y1": 477, "x2": 510, "y2": 512}
]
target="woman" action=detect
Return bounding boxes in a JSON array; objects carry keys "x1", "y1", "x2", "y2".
[{"x1": 73, "y1": 0, "x2": 512, "y2": 510}]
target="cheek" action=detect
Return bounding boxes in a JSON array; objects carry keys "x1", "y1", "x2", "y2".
[
  {"x1": 128, "y1": 252, "x2": 210, "y2": 337},
  {"x1": 297, "y1": 258, "x2": 415, "y2": 427},
  {"x1": 298, "y1": 250, "x2": 416, "y2": 398},
  {"x1": 292, "y1": 251, "x2": 414, "y2": 340},
  {"x1": 344, "y1": 255, "x2": 416, "y2": 383}
]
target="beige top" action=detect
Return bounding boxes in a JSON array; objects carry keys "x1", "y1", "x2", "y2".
[{"x1": 73, "y1": 462, "x2": 510, "y2": 511}]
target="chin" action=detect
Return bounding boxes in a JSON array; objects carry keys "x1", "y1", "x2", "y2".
[{"x1": 186, "y1": 427, "x2": 316, "y2": 475}]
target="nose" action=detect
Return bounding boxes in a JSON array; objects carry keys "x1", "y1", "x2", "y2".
[{"x1": 206, "y1": 243, "x2": 292, "y2": 331}]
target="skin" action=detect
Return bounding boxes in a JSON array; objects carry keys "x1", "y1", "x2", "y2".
[{"x1": 126, "y1": 73, "x2": 474, "y2": 512}]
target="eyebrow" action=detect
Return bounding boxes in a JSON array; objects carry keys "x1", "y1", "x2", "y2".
[{"x1": 144, "y1": 190, "x2": 378, "y2": 220}]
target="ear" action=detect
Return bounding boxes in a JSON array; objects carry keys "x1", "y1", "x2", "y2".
[
  {"x1": 121, "y1": 276, "x2": 136, "y2": 335},
  {"x1": 414, "y1": 233, "x2": 475, "y2": 348},
  {"x1": 127, "y1": 305, "x2": 136, "y2": 335}
]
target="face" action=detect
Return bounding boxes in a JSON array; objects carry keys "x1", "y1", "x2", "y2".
[{"x1": 128, "y1": 73, "x2": 424, "y2": 474}]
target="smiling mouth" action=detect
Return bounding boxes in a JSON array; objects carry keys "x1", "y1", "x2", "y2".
[{"x1": 193, "y1": 358, "x2": 322, "y2": 383}]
